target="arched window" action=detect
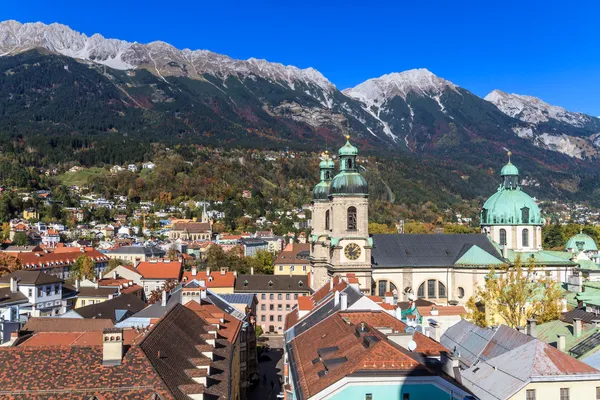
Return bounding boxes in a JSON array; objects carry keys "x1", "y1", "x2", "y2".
[
  {"x1": 347, "y1": 159, "x2": 353, "y2": 169},
  {"x1": 458, "y1": 287, "x2": 465, "y2": 299},
  {"x1": 325, "y1": 210, "x2": 330, "y2": 231},
  {"x1": 378, "y1": 280, "x2": 387, "y2": 298},
  {"x1": 325, "y1": 171, "x2": 331, "y2": 180},
  {"x1": 438, "y1": 282, "x2": 447, "y2": 298},
  {"x1": 482, "y1": 208, "x2": 488, "y2": 222},
  {"x1": 499, "y1": 229, "x2": 507, "y2": 246},
  {"x1": 522, "y1": 229, "x2": 529, "y2": 247},
  {"x1": 427, "y1": 279, "x2": 436, "y2": 298},
  {"x1": 417, "y1": 283, "x2": 425, "y2": 298},
  {"x1": 347, "y1": 207, "x2": 357, "y2": 230},
  {"x1": 521, "y1": 207, "x2": 530, "y2": 223}
]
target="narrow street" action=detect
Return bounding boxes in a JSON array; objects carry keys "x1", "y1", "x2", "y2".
[{"x1": 248, "y1": 336, "x2": 284, "y2": 400}]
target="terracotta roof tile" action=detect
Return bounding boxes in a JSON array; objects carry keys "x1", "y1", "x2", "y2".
[
  {"x1": 181, "y1": 269, "x2": 235, "y2": 288},
  {"x1": 136, "y1": 260, "x2": 182, "y2": 280}
]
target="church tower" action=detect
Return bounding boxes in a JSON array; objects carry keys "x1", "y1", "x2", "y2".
[
  {"x1": 480, "y1": 153, "x2": 544, "y2": 251},
  {"x1": 310, "y1": 136, "x2": 372, "y2": 292}
]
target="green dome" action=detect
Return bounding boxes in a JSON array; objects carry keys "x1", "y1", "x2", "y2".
[
  {"x1": 319, "y1": 158, "x2": 335, "y2": 169},
  {"x1": 338, "y1": 138, "x2": 358, "y2": 156},
  {"x1": 329, "y1": 172, "x2": 368, "y2": 196},
  {"x1": 312, "y1": 181, "x2": 330, "y2": 201},
  {"x1": 566, "y1": 233, "x2": 598, "y2": 252},
  {"x1": 481, "y1": 188, "x2": 542, "y2": 225},
  {"x1": 501, "y1": 162, "x2": 519, "y2": 176}
]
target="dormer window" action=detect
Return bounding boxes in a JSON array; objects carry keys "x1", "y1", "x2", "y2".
[
  {"x1": 268, "y1": 280, "x2": 273, "y2": 287},
  {"x1": 521, "y1": 207, "x2": 530, "y2": 223},
  {"x1": 244, "y1": 280, "x2": 248, "y2": 286},
  {"x1": 298, "y1": 281, "x2": 304, "y2": 287}
]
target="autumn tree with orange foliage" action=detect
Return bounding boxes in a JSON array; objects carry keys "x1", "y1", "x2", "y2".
[{"x1": 0, "y1": 254, "x2": 21, "y2": 277}]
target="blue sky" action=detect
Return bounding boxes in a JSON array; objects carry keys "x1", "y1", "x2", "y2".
[{"x1": 3, "y1": 0, "x2": 600, "y2": 115}]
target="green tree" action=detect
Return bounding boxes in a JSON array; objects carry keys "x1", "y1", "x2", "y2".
[
  {"x1": 252, "y1": 250, "x2": 275, "y2": 274},
  {"x1": 13, "y1": 232, "x2": 28, "y2": 246},
  {"x1": 368, "y1": 222, "x2": 396, "y2": 234},
  {"x1": 103, "y1": 258, "x2": 125, "y2": 275},
  {"x1": 206, "y1": 245, "x2": 227, "y2": 271},
  {"x1": 543, "y1": 223, "x2": 565, "y2": 249},
  {"x1": 72, "y1": 255, "x2": 96, "y2": 280}
]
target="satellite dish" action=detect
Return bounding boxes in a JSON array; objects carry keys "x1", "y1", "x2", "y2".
[
  {"x1": 408, "y1": 294, "x2": 416, "y2": 301},
  {"x1": 415, "y1": 325, "x2": 423, "y2": 333},
  {"x1": 407, "y1": 340, "x2": 417, "y2": 351},
  {"x1": 404, "y1": 326, "x2": 415, "y2": 334}
]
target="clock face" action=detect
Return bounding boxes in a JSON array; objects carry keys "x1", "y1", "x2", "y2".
[{"x1": 344, "y1": 243, "x2": 361, "y2": 261}]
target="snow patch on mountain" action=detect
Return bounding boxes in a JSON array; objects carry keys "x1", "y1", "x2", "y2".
[{"x1": 485, "y1": 89, "x2": 598, "y2": 128}]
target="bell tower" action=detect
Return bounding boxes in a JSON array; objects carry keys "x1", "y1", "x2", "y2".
[{"x1": 310, "y1": 136, "x2": 372, "y2": 292}]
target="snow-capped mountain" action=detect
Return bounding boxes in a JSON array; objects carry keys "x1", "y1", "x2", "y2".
[
  {"x1": 485, "y1": 90, "x2": 600, "y2": 159},
  {"x1": 2, "y1": 19, "x2": 600, "y2": 170}
]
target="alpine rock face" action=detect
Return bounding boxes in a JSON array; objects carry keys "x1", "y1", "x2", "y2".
[
  {"x1": 485, "y1": 90, "x2": 600, "y2": 159},
  {"x1": 1, "y1": 19, "x2": 600, "y2": 169}
]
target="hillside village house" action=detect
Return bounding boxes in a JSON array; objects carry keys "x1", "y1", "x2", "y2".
[
  {"x1": 104, "y1": 245, "x2": 166, "y2": 263},
  {"x1": 109, "y1": 260, "x2": 183, "y2": 297},
  {"x1": 168, "y1": 220, "x2": 212, "y2": 241},
  {"x1": 12, "y1": 246, "x2": 109, "y2": 280},
  {"x1": 181, "y1": 266, "x2": 236, "y2": 294}
]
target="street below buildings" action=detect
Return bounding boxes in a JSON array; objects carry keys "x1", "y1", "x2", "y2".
[{"x1": 248, "y1": 335, "x2": 284, "y2": 400}]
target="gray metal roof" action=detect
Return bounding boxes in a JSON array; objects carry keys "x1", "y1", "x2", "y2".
[
  {"x1": 442, "y1": 320, "x2": 600, "y2": 400},
  {"x1": 371, "y1": 234, "x2": 503, "y2": 268},
  {"x1": 235, "y1": 274, "x2": 311, "y2": 293},
  {"x1": 133, "y1": 285, "x2": 183, "y2": 318},
  {"x1": 219, "y1": 293, "x2": 255, "y2": 307}
]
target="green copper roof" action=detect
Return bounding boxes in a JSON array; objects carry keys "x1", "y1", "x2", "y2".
[
  {"x1": 338, "y1": 138, "x2": 358, "y2": 156},
  {"x1": 312, "y1": 181, "x2": 330, "y2": 201},
  {"x1": 501, "y1": 162, "x2": 519, "y2": 176},
  {"x1": 505, "y1": 250, "x2": 578, "y2": 266},
  {"x1": 454, "y1": 245, "x2": 506, "y2": 267},
  {"x1": 329, "y1": 172, "x2": 368, "y2": 196},
  {"x1": 566, "y1": 233, "x2": 599, "y2": 252},
  {"x1": 482, "y1": 157, "x2": 544, "y2": 226},
  {"x1": 481, "y1": 188, "x2": 543, "y2": 225},
  {"x1": 319, "y1": 157, "x2": 335, "y2": 169}
]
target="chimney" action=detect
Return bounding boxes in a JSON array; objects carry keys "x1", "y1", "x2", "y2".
[
  {"x1": 557, "y1": 334, "x2": 566, "y2": 352},
  {"x1": 329, "y1": 279, "x2": 334, "y2": 291},
  {"x1": 102, "y1": 328, "x2": 124, "y2": 366},
  {"x1": 430, "y1": 306, "x2": 439, "y2": 316},
  {"x1": 206, "y1": 266, "x2": 210, "y2": 276},
  {"x1": 113, "y1": 270, "x2": 117, "y2": 280},
  {"x1": 516, "y1": 326, "x2": 526, "y2": 334},
  {"x1": 9, "y1": 278, "x2": 18, "y2": 293},
  {"x1": 395, "y1": 306, "x2": 402, "y2": 321},
  {"x1": 440, "y1": 351, "x2": 460, "y2": 378},
  {"x1": 161, "y1": 290, "x2": 167, "y2": 307},
  {"x1": 233, "y1": 270, "x2": 237, "y2": 278},
  {"x1": 526, "y1": 319, "x2": 537, "y2": 338},
  {"x1": 384, "y1": 292, "x2": 394, "y2": 305},
  {"x1": 201, "y1": 289, "x2": 207, "y2": 300},
  {"x1": 251, "y1": 267, "x2": 254, "y2": 275},
  {"x1": 501, "y1": 244, "x2": 507, "y2": 258},
  {"x1": 75, "y1": 279, "x2": 80, "y2": 291},
  {"x1": 574, "y1": 318, "x2": 582, "y2": 338},
  {"x1": 340, "y1": 293, "x2": 348, "y2": 311},
  {"x1": 334, "y1": 290, "x2": 340, "y2": 307},
  {"x1": 94, "y1": 280, "x2": 99, "y2": 289},
  {"x1": 191, "y1": 266, "x2": 197, "y2": 276}
]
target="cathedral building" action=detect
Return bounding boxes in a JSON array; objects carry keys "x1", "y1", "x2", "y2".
[
  {"x1": 480, "y1": 153, "x2": 544, "y2": 251},
  {"x1": 310, "y1": 139, "x2": 577, "y2": 305}
]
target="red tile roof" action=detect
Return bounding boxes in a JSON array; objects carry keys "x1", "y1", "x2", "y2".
[
  {"x1": 17, "y1": 248, "x2": 109, "y2": 269},
  {"x1": 417, "y1": 305, "x2": 467, "y2": 317},
  {"x1": 23, "y1": 318, "x2": 113, "y2": 332},
  {"x1": 0, "y1": 345, "x2": 172, "y2": 399},
  {"x1": 290, "y1": 313, "x2": 426, "y2": 398},
  {"x1": 181, "y1": 269, "x2": 235, "y2": 288},
  {"x1": 18, "y1": 329, "x2": 145, "y2": 347},
  {"x1": 274, "y1": 243, "x2": 310, "y2": 265},
  {"x1": 136, "y1": 260, "x2": 182, "y2": 280},
  {"x1": 339, "y1": 311, "x2": 448, "y2": 356},
  {"x1": 297, "y1": 296, "x2": 314, "y2": 311},
  {"x1": 184, "y1": 301, "x2": 242, "y2": 344}
]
